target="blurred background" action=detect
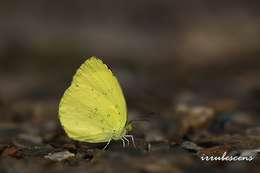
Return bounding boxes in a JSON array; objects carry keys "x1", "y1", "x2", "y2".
[
  {"x1": 1, "y1": 0, "x2": 260, "y2": 102},
  {"x1": 0, "y1": 1, "x2": 260, "y2": 173}
]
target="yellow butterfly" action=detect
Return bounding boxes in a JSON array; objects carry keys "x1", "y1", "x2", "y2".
[{"x1": 59, "y1": 57, "x2": 134, "y2": 149}]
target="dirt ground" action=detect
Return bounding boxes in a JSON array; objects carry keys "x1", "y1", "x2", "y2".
[{"x1": 0, "y1": 57, "x2": 260, "y2": 173}]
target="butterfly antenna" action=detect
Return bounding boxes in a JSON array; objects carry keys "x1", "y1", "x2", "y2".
[
  {"x1": 128, "y1": 111, "x2": 162, "y2": 124},
  {"x1": 128, "y1": 119, "x2": 150, "y2": 124}
]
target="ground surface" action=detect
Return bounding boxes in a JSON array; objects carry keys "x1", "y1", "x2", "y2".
[{"x1": 0, "y1": 58, "x2": 260, "y2": 173}]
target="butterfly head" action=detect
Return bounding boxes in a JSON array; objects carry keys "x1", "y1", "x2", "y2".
[
  {"x1": 125, "y1": 122, "x2": 133, "y2": 132},
  {"x1": 111, "y1": 122, "x2": 133, "y2": 140}
]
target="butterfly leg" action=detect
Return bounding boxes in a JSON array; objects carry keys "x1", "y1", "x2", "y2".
[
  {"x1": 125, "y1": 135, "x2": 136, "y2": 148},
  {"x1": 103, "y1": 138, "x2": 112, "y2": 150},
  {"x1": 121, "y1": 138, "x2": 126, "y2": 148},
  {"x1": 122, "y1": 136, "x2": 130, "y2": 146}
]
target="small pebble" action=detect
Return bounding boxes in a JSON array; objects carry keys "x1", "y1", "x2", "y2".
[
  {"x1": 181, "y1": 141, "x2": 203, "y2": 152},
  {"x1": 44, "y1": 151, "x2": 75, "y2": 161},
  {"x1": 147, "y1": 141, "x2": 170, "y2": 152}
]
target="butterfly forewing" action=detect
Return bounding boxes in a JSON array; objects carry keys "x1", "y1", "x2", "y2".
[{"x1": 59, "y1": 57, "x2": 127, "y2": 143}]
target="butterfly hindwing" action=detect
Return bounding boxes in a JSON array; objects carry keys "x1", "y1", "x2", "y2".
[{"x1": 59, "y1": 57, "x2": 127, "y2": 143}]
